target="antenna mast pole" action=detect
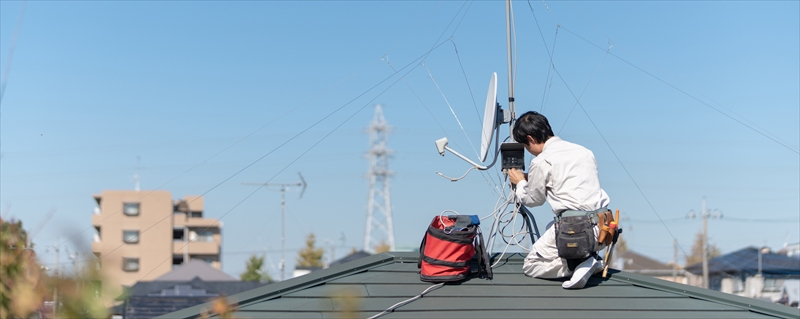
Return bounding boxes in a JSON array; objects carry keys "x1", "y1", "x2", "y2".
[{"x1": 505, "y1": 0, "x2": 516, "y2": 140}]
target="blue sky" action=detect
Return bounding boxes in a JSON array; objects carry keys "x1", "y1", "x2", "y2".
[{"x1": 1, "y1": 1, "x2": 798, "y2": 281}]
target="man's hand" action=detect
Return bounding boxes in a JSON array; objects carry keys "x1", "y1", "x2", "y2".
[{"x1": 508, "y1": 168, "x2": 527, "y2": 186}]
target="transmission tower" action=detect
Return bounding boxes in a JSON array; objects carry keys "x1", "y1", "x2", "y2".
[{"x1": 364, "y1": 104, "x2": 395, "y2": 253}]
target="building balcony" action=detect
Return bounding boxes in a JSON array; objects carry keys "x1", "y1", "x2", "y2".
[
  {"x1": 173, "y1": 215, "x2": 220, "y2": 228},
  {"x1": 172, "y1": 241, "x2": 220, "y2": 255},
  {"x1": 92, "y1": 214, "x2": 103, "y2": 226},
  {"x1": 91, "y1": 241, "x2": 101, "y2": 253}
]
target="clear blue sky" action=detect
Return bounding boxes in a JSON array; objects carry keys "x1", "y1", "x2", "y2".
[{"x1": 2, "y1": 1, "x2": 798, "y2": 280}]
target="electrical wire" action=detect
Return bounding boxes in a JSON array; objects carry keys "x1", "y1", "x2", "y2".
[
  {"x1": 526, "y1": 0, "x2": 693, "y2": 263},
  {"x1": 562, "y1": 1, "x2": 798, "y2": 154},
  {"x1": 557, "y1": 25, "x2": 799, "y2": 155},
  {"x1": 0, "y1": 1, "x2": 26, "y2": 105},
  {"x1": 366, "y1": 283, "x2": 445, "y2": 319}
]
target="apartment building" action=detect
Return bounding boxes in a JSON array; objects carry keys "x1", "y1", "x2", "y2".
[{"x1": 91, "y1": 190, "x2": 222, "y2": 292}]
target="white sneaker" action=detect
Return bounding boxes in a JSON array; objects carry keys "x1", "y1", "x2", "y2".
[{"x1": 562, "y1": 257, "x2": 602, "y2": 289}]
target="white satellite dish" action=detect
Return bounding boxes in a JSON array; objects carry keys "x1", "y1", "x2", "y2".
[{"x1": 479, "y1": 72, "x2": 498, "y2": 162}]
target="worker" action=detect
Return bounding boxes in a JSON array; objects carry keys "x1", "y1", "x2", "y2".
[{"x1": 507, "y1": 111, "x2": 610, "y2": 289}]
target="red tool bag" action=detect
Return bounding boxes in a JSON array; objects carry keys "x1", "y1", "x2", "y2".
[{"x1": 417, "y1": 215, "x2": 492, "y2": 283}]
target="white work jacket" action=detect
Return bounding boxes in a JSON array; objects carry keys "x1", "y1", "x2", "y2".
[{"x1": 515, "y1": 136, "x2": 610, "y2": 214}]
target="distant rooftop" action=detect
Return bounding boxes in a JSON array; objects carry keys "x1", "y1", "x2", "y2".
[
  {"x1": 155, "y1": 260, "x2": 236, "y2": 282},
  {"x1": 686, "y1": 247, "x2": 800, "y2": 276}
]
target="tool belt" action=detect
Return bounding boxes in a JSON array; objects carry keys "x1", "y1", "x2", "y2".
[{"x1": 554, "y1": 208, "x2": 614, "y2": 260}]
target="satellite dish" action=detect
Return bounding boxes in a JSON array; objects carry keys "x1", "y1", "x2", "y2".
[{"x1": 479, "y1": 72, "x2": 498, "y2": 162}]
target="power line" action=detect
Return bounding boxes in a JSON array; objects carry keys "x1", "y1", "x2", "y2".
[{"x1": 557, "y1": 26, "x2": 799, "y2": 155}]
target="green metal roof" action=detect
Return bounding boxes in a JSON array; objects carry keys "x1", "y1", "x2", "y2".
[{"x1": 157, "y1": 252, "x2": 800, "y2": 319}]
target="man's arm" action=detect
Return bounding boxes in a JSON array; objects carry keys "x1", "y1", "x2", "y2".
[{"x1": 511, "y1": 163, "x2": 548, "y2": 207}]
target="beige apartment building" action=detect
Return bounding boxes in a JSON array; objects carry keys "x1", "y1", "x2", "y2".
[{"x1": 91, "y1": 190, "x2": 222, "y2": 294}]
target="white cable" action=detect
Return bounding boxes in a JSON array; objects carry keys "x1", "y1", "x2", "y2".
[
  {"x1": 436, "y1": 166, "x2": 476, "y2": 182},
  {"x1": 367, "y1": 283, "x2": 445, "y2": 319}
]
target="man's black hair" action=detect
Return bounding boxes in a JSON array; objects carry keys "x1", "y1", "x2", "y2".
[{"x1": 513, "y1": 111, "x2": 554, "y2": 145}]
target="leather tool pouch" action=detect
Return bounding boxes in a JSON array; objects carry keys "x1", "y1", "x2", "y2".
[{"x1": 554, "y1": 214, "x2": 596, "y2": 260}]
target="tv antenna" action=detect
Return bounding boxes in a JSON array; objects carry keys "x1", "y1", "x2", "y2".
[
  {"x1": 243, "y1": 172, "x2": 307, "y2": 281},
  {"x1": 433, "y1": 0, "x2": 540, "y2": 251}
]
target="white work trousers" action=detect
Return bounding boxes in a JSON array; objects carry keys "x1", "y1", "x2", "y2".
[{"x1": 522, "y1": 221, "x2": 606, "y2": 279}]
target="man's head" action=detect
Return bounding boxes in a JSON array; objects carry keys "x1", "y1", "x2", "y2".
[{"x1": 513, "y1": 111, "x2": 554, "y2": 156}]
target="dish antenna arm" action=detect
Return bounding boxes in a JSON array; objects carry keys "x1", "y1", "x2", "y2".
[{"x1": 435, "y1": 125, "x2": 502, "y2": 181}]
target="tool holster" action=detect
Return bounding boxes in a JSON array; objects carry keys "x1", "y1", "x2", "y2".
[{"x1": 597, "y1": 210, "x2": 615, "y2": 246}]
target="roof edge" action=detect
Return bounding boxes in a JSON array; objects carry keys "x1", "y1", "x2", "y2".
[
  {"x1": 155, "y1": 252, "x2": 401, "y2": 319},
  {"x1": 608, "y1": 269, "x2": 799, "y2": 318}
]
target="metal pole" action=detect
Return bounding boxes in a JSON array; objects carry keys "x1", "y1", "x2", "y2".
[
  {"x1": 702, "y1": 197, "x2": 709, "y2": 289},
  {"x1": 758, "y1": 247, "x2": 763, "y2": 275},
  {"x1": 505, "y1": 0, "x2": 516, "y2": 139},
  {"x1": 673, "y1": 239, "x2": 678, "y2": 282},
  {"x1": 280, "y1": 186, "x2": 286, "y2": 281},
  {"x1": 53, "y1": 244, "x2": 59, "y2": 318},
  {"x1": 242, "y1": 174, "x2": 305, "y2": 282},
  {"x1": 184, "y1": 226, "x2": 189, "y2": 264}
]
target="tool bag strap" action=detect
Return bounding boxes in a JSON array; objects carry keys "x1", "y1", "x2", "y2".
[
  {"x1": 475, "y1": 228, "x2": 493, "y2": 279},
  {"x1": 555, "y1": 208, "x2": 610, "y2": 224},
  {"x1": 427, "y1": 224, "x2": 476, "y2": 244},
  {"x1": 417, "y1": 232, "x2": 426, "y2": 269}
]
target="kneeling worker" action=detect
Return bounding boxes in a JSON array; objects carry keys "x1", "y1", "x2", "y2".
[{"x1": 508, "y1": 111, "x2": 610, "y2": 289}]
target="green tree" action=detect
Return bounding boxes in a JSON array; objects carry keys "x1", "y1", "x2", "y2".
[
  {"x1": 296, "y1": 233, "x2": 324, "y2": 268},
  {"x1": 686, "y1": 231, "x2": 721, "y2": 266},
  {"x1": 240, "y1": 255, "x2": 271, "y2": 282}
]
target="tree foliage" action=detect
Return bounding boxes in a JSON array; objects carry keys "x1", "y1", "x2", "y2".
[
  {"x1": 296, "y1": 233, "x2": 324, "y2": 268},
  {"x1": 686, "y1": 231, "x2": 722, "y2": 266},
  {"x1": 1, "y1": 218, "x2": 45, "y2": 318},
  {"x1": 240, "y1": 255, "x2": 271, "y2": 282},
  {"x1": 1, "y1": 218, "x2": 106, "y2": 319},
  {"x1": 373, "y1": 240, "x2": 391, "y2": 254}
]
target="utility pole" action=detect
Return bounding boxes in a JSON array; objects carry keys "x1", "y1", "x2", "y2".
[
  {"x1": 244, "y1": 173, "x2": 306, "y2": 281},
  {"x1": 686, "y1": 196, "x2": 722, "y2": 289},
  {"x1": 47, "y1": 242, "x2": 59, "y2": 318},
  {"x1": 673, "y1": 239, "x2": 678, "y2": 282}
]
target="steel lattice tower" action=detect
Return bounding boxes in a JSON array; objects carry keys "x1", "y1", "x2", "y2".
[{"x1": 363, "y1": 104, "x2": 395, "y2": 253}]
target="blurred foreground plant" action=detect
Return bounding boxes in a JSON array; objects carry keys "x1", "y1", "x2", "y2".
[
  {"x1": 200, "y1": 296, "x2": 238, "y2": 319},
  {"x1": 1, "y1": 218, "x2": 46, "y2": 318},
  {"x1": 1, "y1": 218, "x2": 107, "y2": 318}
]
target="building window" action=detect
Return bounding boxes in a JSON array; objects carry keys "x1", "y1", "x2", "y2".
[
  {"x1": 123, "y1": 230, "x2": 139, "y2": 244},
  {"x1": 123, "y1": 202, "x2": 140, "y2": 216},
  {"x1": 764, "y1": 278, "x2": 781, "y2": 292},
  {"x1": 173, "y1": 228, "x2": 185, "y2": 241},
  {"x1": 172, "y1": 256, "x2": 184, "y2": 267},
  {"x1": 122, "y1": 258, "x2": 139, "y2": 272},
  {"x1": 195, "y1": 230, "x2": 214, "y2": 242},
  {"x1": 93, "y1": 226, "x2": 101, "y2": 242}
]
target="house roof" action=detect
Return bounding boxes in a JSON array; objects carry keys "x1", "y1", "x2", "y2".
[
  {"x1": 120, "y1": 277, "x2": 270, "y2": 319},
  {"x1": 685, "y1": 247, "x2": 800, "y2": 276},
  {"x1": 615, "y1": 249, "x2": 673, "y2": 271},
  {"x1": 154, "y1": 260, "x2": 237, "y2": 282},
  {"x1": 329, "y1": 250, "x2": 372, "y2": 267},
  {"x1": 158, "y1": 252, "x2": 799, "y2": 319},
  {"x1": 127, "y1": 277, "x2": 268, "y2": 297},
  {"x1": 613, "y1": 249, "x2": 683, "y2": 277}
]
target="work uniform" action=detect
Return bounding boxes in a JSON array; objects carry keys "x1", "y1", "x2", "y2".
[{"x1": 515, "y1": 136, "x2": 610, "y2": 279}]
